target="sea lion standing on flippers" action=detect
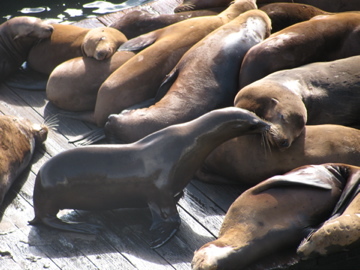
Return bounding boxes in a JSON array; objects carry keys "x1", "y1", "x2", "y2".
[
  {"x1": 29, "y1": 107, "x2": 269, "y2": 249},
  {"x1": 104, "y1": 9, "x2": 271, "y2": 143},
  {"x1": 27, "y1": 25, "x2": 127, "y2": 75},
  {"x1": 239, "y1": 12, "x2": 360, "y2": 88},
  {"x1": 298, "y1": 164, "x2": 360, "y2": 259},
  {"x1": 0, "y1": 115, "x2": 48, "y2": 206},
  {"x1": 0, "y1": 16, "x2": 53, "y2": 82},
  {"x1": 68, "y1": 0, "x2": 257, "y2": 126},
  {"x1": 192, "y1": 164, "x2": 347, "y2": 270}
]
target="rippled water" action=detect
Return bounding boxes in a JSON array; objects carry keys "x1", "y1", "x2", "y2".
[{"x1": 1, "y1": 0, "x2": 151, "y2": 24}]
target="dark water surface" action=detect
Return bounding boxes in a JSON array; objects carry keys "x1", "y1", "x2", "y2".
[{"x1": 1, "y1": 0, "x2": 151, "y2": 23}]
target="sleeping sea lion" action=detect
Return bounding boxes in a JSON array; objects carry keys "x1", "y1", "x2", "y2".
[{"x1": 0, "y1": 16, "x2": 53, "y2": 81}]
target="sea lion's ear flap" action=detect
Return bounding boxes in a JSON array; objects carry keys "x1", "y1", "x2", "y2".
[
  {"x1": 270, "y1": 98, "x2": 279, "y2": 107},
  {"x1": 118, "y1": 31, "x2": 158, "y2": 52},
  {"x1": 154, "y1": 68, "x2": 179, "y2": 101}
]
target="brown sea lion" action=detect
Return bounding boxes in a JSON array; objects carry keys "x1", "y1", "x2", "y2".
[
  {"x1": 257, "y1": 0, "x2": 360, "y2": 13},
  {"x1": 0, "y1": 115, "x2": 48, "y2": 206},
  {"x1": 29, "y1": 107, "x2": 269, "y2": 249},
  {"x1": 195, "y1": 124, "x2": 360, "y2": 186},
  {"x1": 108, "y1": 8, "x2": 224, "y2": 39},
  {"x1": 234, "y1": 55, "x2": 360, "y2": 150},
  {"x1": 192, "y1": 163, "x2": 349, "y2": 270},
  {"x1": 260, "y1": 3, "x2": 330, "y2": 33},
  {"x1": 104, "y1": 9, "x2": 271, "y2": 143},
  {"x1": 239, "y1": 12, "x2": 360, "y2": 88},
  {"x1": 175, "y1": 0, "x2": 231, "y2": 12},
  {"x1": 27, "y1": 25, "x2": 127, "y2": 75},
  {"x1": 297, "y1": 165, "x2": 360, "y2": 259},
  {"x1": 69, "y1": 0, "x2": 257, "y2": 126},
  {"x1": 0, "y1": 16, "x2": 53, "y2": 81},
  {"x1": 46, "y1": 51, "x2": 135, "y2": 112}
]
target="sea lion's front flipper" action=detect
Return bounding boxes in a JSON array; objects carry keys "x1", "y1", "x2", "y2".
[
  {"x1": 30, "y1": 216, "x2": 101, "y2": 234},
  {"x1": 147, "y1": 195, "x2": 181, "y2": 249},
  {"x1": 118, "y1": 31, "x2": 158, "y2": 51}
]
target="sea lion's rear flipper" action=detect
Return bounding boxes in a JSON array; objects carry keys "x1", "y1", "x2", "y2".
[
  {"x1": 118, "y1": 31, "x2": 158, "y2": 51},
  {"x1": 147, "y1": 196, "x2": 181, "y2": 249},
  {"x1": 30, "y1": 216, "x2": 101, "y2": 234}
]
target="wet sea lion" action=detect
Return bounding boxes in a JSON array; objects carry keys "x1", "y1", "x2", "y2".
[
  {"x1": 69, "y1": 0, "x2": 257, "y2": 126},
  {"x1": 0, "y1": 16, "x2": 53, "y2": 81},
  {"x1": 298, "y1": 165, "x2": 360, "y2": 259},
  {"x1": 257, "y1": 0, "x2": 360, "y2": 13},
  {"x1": 260, "y1": 3, "x2": 330, "y2": 33},
  {"x1": 192, "y1": 163, "x2": 348, "y2": 270},
  {"x1": 175, "y1": 0, "x2": 231, "y2": 12},
  {"x1": 108, "y1": 8, "x2": 224, "y2": 39},
  {"x1": 46, "y1": 51, "x2": 135, "y2": 112},
  {"x1": 234, "y1": 55, "x2": 360, "y2": 150},
  {"x1": 239, "y1": 12, "x2": 360, "y2": 88},
  {"x1": 195, "y1": 124, "x2": 360, "y2": 186},
  {"x1": 104, "y1": 9, "x2": 271, "y2": 143},
  {"x1": 0, "y1": 115, "x2": 48, "y2": 206},
  {"x1": 27, "y1": 25, "x2": 127, "y2": 75},
  {"x1": 29, "y1": 107, "x2": 269, "y2": 249}
]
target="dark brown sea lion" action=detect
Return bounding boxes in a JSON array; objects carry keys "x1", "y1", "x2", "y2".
[
  {"x1": 192, "y1": 163, "x2": 349, "y2": 270},
  {"x1": 175, "y1": 0, "x2": 231, "y2": 12},
  {"x1": 27, "y1": 25, "x2": 127, "y2": 75},
  {"x1": 234, "y1": 55, "x2": 360, "y2": 150},
  {"x1": 104, "y1": 9, "x2": 271, "y2": 143},
  {"x1": 71, "y1": 0, "x2": 257, "y2": 126},
  {"x1": 260, "y1": 3, "x2": 330, "y2": 33},
  {"x1": 46, "y1": 51, "x2": 135, "y2": 112},
  {"x1": 108, "y1": 8, "x2": 224, "y2": 39},
  {"x1": 257, "y1": 0, "x2": 360, "y2": 13},
  {"x1": 297, "y1": 165, "x2": 360, "y2": 259},
  {"x1": 0, "y1": 16, "x2": 53, "y2": 81},
  {"x1": 239, "y1": 12, "x2": 360, "y2": 88},
  {"x1": 29, "y1": 107, "x2": 269, "y2": 249},
  {"x1": 195, "y1": 124, "x2": 360, "y2": 186},
  {"x1": 0, "y1": 115, "x2": 48, "y2": 206}
]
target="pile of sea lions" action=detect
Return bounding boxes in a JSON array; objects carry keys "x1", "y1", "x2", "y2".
[{"x1": 1, "y1": 0, "x2": 360, "y2": 269}]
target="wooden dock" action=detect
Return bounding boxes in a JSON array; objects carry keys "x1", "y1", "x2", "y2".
[{"x1": 0, "y1": 81, "x2": 248, "y2": 269}]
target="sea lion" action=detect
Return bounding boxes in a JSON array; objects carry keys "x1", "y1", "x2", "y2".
[
  {"x1": 46, "y1": 51, "x2": 135, "y2": 112},
  {"x1": 29, "y1": 107, "x2": 269, "y2": 249},
  {"x1": 0, "y1": 115, "x2": 48, "y2": 206},
  {"x1": 260, "y1": 3, "x2": 330, "y2": 33},
  {"x1": 69, "y1": 0, "x2": 257, "y2": 126},
  {"x1": 0, "y1": 16, "x2": 53, "y2": 81},
  {"x1": 192, "y1": 163, "x2": 348, "y2": 270},
  {"x1": 234, "y1": 55, "x2": 360, "y2": 150},
  {"x1": 108, "y1": 8, "x2": 224, "y2": 39},
  {"x1": 104, "y1": 9, "x2": 271, "y2": 143},
  {"x1": 27, "y1": 25, "x2": 127, "y2": 75},
  {"x1": 175, "y1": 0, "x2": 231, "y2": 12},
  {"x1": 257, "y1": 0, "x2": 360, "y2": 13},
  {"x1": 297, "y1": 165, "x2": 360, "y2": 259},
  {"x1": 239, "y1": 12, "x2": 360, "y2": 88},
  {"x1": 195, "y1": 124, "x2": 360, "y2": 186}
]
